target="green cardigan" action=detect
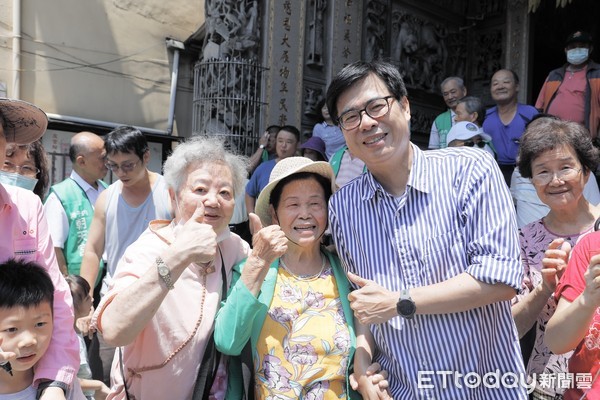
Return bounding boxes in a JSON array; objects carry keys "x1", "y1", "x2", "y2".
[{"x1": 214, "y1": 250, "x2": 361, "y2": 399}]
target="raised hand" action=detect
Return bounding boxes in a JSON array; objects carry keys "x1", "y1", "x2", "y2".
[
  {"x1": 583, "y1": 254, "x2": 600, "y2": 308},
  {"x1": 170, "y1": 201, "x2": 217, "y2": 266},
  {"x1": 541, "y1": 238, "x2": 571, "y2": 292},
  {"x1": 241, "y1": 213, "x2": 288, "y2": 295},
  {"x1": 248, "y1": 213, "x2": 287, "y2": 263},
  {"x1": 0, "y1": 337, "x2": 16, "y2": 370}
]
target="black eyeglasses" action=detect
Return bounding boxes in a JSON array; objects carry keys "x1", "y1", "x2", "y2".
[
  {"x1": 463, "y1": 140, "x2": 486, "y2": 149},
  {"x1": 337, "y1": 96, "x2": 396, "y2": 130}
]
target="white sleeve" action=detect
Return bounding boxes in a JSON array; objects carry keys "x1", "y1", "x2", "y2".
[
  {"x1": 43, "y1": 192, "x2": 69, "y2": 248},
  {"x1": 428, "y1": 121, "x2": 440, "y2": 149},
  {"x1": 584, "y1": 173, "x2": 600, "y2": 205}
]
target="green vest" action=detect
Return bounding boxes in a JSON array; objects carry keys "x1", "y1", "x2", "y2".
[
  {"x1": 434, "y1": 110, "x2": 453, "y2": 148},
  {"x1": 47, "y1": 178, "x2": 107, "y2": 284},
  {"x1": 329, "y1": 145, "x2": 367, "y2": 177}
]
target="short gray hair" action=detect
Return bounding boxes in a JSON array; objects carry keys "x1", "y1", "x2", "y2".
[
  {"x1": 440, "y1": 76, "x2": 465, "y2": 91},
  {"x1": 163, "y1": 136, "x2": 249, "y2": 196}
]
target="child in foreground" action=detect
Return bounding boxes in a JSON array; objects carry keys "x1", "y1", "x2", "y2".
[{"x1": 0, "y1": 259, "x2": 54, "y2": 398}]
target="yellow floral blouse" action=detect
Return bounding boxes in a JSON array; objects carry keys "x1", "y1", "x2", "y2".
[{"x1": 254, "y1": 266, "x2": 351, "y2": 399}]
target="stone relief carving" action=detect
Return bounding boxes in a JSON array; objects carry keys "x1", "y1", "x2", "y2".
[
  {"x1": 473, "y1": 29, "x2": 503, "y2": 81},
  {"x1": 202, "y1": 0, "x2": 260, "y2": 61},
  {"x1": 304, "y1": 86, "x2": 324, "y2": 117},
  {"x1": 307, "y1": 0, "x2": 327, "y2": 67},
  {"x1": 391, "y1": 12, "x2": 451, "y2": 93},
  {"x1": 364, "y1": 0, "x2": 388, "y2": 61}
]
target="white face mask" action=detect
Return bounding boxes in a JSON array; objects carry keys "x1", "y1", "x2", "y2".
[
  {"x1": 0, "y1": 170, "x2": 38, "y2": 191},
  {"x1": 566, "y1": 47, "x2": 589, "y2": 65}
]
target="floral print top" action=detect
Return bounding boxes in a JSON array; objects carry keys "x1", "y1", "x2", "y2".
[
  {"x1": 518, "y1": 218, "x2": 593, "y2": 397},
  {"x1": 254, "y1": 265, "x2": 350, "y2": 400}
]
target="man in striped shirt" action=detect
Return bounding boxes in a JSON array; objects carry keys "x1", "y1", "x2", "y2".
[{"x1": 325, "y1": 60, "x2": 528, "y2": 399}]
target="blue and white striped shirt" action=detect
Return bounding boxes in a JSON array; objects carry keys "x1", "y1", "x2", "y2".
[{"x1": 329, "y1": 144, "x2": 527, "y2": 399}]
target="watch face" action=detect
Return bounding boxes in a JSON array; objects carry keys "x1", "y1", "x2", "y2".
[
  {"x1": 158, "y1": 266, "x2": 169, "y2": 277},
  {"x1": 397, "y1": 299, "x2": 416, "y2": 316}
]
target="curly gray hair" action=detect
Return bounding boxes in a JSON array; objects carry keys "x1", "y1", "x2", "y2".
[{"x1": 163, "y1": 136, "x2": 249, "y2": 197}]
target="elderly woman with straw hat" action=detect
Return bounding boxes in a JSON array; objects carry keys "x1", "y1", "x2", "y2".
[{"x1": 214, "y1": 156, "x2": 390, "y2": 400}]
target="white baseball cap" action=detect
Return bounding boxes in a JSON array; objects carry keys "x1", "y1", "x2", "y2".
[{"x1": 447, "y1": 121, "x2": 492, "y2": 144}]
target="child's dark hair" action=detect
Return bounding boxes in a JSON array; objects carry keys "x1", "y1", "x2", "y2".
[
  {"x1": 0, "y1": 258, "x2": 54, "y2": 309},
  {"x1": 65, "y1": 274, "x2": 91, "y2": 310}
]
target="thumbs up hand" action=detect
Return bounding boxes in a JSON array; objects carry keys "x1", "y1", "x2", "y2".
[
  {"x1": 170, "y1": 201, "x2": 217, "y2": 266},
  {"x1": 248, "y1": 213, "x2": 287, "y2": 264},
  {"x1": 241, "y1": 213, "x2": 288, "y2": 295}
]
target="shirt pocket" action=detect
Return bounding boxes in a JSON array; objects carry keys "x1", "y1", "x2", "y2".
[
  {"x1": 423, "y1": 229, "x2": 464, "y2": 281},
  {"x1": 13, "y1": 238, "x2": 37, "y2": 262}
]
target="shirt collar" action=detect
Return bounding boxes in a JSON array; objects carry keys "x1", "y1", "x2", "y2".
[
  {"x1": 362, "y1": 143, "x2": 431, "y2": 200},
  {"x1": 70, "y1": 170, "x2": 98, "y2": 193},
  {"x1": 0, "y1": 183, "x2": 10, "y2": 212}
]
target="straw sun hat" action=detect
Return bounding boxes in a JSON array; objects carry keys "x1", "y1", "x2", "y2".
[
  {"x1": 0, "y1": 98, "x2": 48, "y2": 144},
  {"x1": 254, "y1": 156, "x2": 336, "y2": 226}
]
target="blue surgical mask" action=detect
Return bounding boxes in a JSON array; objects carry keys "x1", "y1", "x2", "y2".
[
  {"x1": 567, "y1": 48, "x2": 589, "y2": 65},
  {"x1": 0, "y1": 170, "x2": 38, "y2": 191}
]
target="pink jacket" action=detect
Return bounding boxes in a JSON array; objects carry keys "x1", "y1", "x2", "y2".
[{"x1": 0, "y1": 184, "x2": 81, "y2": 396}]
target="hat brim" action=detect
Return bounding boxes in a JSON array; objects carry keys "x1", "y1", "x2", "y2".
[
  {"x1": 255, "y1": 159, "x2": 335, "y2": 226},
  {"x1": 0, "y1": 99, "x2": 48, "y2": 144}
]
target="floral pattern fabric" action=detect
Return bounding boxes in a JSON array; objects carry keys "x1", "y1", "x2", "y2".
[
  {"x1": 518, "y1": 219, "x2": 592, "y2": 397},
  {"x1": 255, "y1": 266, "x2": 350, "y2": 400}
]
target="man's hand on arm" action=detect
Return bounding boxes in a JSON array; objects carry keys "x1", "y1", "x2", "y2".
[{"x1": 347, "y1": 271, "x2": 515, "y2": 324}]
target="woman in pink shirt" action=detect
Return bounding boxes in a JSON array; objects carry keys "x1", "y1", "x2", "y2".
[
  {"x1": 0, "y1": 98, "x2": 83, "y2": 399},
  {"x1": 93, "y1": 137, "x2": 251, "y2": 400}
]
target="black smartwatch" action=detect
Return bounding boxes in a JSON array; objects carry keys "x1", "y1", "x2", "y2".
[
  {"x1": 396, "y1": 289, "x2": 416, "y2": 319},
  {"x1": 37, "y1": 380, "x2": 68, "y2": 397}
]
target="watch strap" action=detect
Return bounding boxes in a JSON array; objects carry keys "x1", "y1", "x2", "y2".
[{"x1": 156, "y1": 256, "x2": 174, "y2": 290}]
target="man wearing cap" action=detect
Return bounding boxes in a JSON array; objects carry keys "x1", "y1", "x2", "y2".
[
  {"x1": 300, "y1": 136, "x2": 327, "y2": 161},
  {"x1": 0, "y1": 98, "x2": 84, "y2": 399},
  {"x1": 447, "y1": 121, "x2": 495, "y2": 157},
  {"x1": 536, "y1": 31, "x2": 600, "y2": 139},
  {"x1": 428, "y1": 76, "x2": 467, "y2": 149}
]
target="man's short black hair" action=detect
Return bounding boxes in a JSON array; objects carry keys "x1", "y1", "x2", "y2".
[
  {"x1": 278, "y1": 125, "x2": 301, "y2": 142},
  {"x1": 326, "y1": 60, "x2": 408, "y2": 123},
  {"x1": 0, "y1": 259, "x2": 54, "y2": 310},
  {"x1": 105, "y1": 126, "x2": 149, "y2": 160}
]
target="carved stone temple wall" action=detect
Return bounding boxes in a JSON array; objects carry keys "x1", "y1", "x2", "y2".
[{"x1": 193, "y1": 0, "x2": 530, "y2": 153}]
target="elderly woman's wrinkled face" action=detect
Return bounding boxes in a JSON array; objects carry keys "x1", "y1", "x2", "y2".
[
  {"x1": 530, "y1": 144, "x2": 588, "y2": 209},
  {"x1": 174, "y1": 162, "x2": 236, "y2": 236},
  {"x1": 272, "y1": 177, "x2": 327, "y2": 247}
]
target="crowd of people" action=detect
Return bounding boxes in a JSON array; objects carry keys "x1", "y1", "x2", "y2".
[{"x1": 0, "y1": 29, "x2": 599, "y2": 400}]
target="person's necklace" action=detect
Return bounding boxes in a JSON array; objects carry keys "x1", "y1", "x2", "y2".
[
  {"x1": 279, "y1": 253, "x2": 326, "y2": 281},
  {"x1": 567, "y1": 64, "x2": 586, "y2": 79}
]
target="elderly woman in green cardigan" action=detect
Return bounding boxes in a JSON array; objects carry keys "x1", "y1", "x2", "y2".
[{"x1": 214, "y1": 157, "x2": 390, "y2": 400}]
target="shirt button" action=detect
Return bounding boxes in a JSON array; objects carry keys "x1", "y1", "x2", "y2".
[{"x1": 205, "y1": 266, "x2": 215, "y2": 274}]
